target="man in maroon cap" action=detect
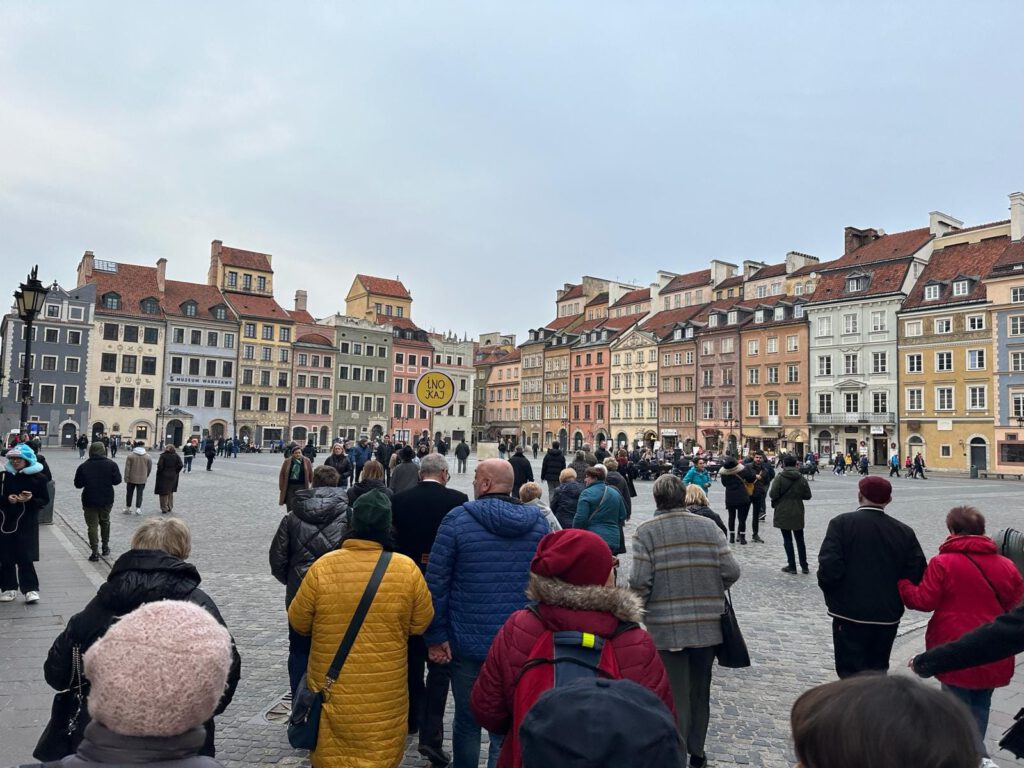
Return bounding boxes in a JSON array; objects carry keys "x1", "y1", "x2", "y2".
[{"x1": 818, "y1": 476, "x2": 926, "y2": 678}]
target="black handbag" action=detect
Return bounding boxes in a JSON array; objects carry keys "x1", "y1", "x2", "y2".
[
  {"x1": 288, "y1": 551, "x2": 392, "y2": 750},
  {"x1": 716, "y1": 590, "x2": 750, "y2": 668},
  {"x1": 1000, "y1": 708, "x2": 1024, "y2": 758},
  {"x1": 33, "y1": 645, "x2": 88, "y2": 760}
]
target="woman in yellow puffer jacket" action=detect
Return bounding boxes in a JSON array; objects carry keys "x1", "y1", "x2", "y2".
[{"x1": 289, "y1": 489, "x2": 434, "y2": 767}]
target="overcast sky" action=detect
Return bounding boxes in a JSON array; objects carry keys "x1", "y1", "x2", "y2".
[{"x1": 2, "y1": 2, "x2": 1022, "y2": 343}]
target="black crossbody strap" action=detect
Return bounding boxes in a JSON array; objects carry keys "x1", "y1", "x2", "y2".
[
  {"x1": 323, "y1": 550, "x2": 392, "y2": 693},
  {"x1": 961, "y1": 553, "x2": 1007, "y2": 612}
]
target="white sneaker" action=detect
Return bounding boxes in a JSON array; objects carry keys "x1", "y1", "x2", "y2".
[
  {"x1": 24, "y1": 591, "x2": 39, "y2": 604},
  {"x1": 0, "y1": 590, "x2": 17, "y2": 602},
  {"x1": 980, "y1": 759, "x2": 999, "y2": 768},
  {"x1": 134, "y1": 509, "x2": 142, "y2": 515}
]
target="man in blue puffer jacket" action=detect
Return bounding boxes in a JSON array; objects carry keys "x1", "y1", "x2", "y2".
[{"x1": 425, "y1": 459, "x2": 550, "y2": 768}]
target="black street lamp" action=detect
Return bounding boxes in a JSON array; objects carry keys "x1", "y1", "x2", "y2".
[{"x1": 14, "y1": 266, "x2": 49, "y2": 437}]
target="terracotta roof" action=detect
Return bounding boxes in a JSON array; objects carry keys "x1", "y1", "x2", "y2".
[
  {"x1": 498, "y1": 349, "x2": 521, "y2": 364},
  {"x1": 832, "y1": 227, "x2": 933, "y2": 267},
  {"x1": 356, "y1": 274, "x2": 412, "y2": 300},
  {"x1": 545, "y1": 313, "x2": 582, "y2": 331},
  {"x1": 902, "y1": 236, "x2": 1009, "y2": 309},
  {"x1": 791, "y1": 260, "x2": 829, "y2": 276},
  {"x1": 641, "y1": 305, "x2": 706, "y2": 339},
  {"x1": 375, "y1": 313, "x2": 419, "y2": 331},
  {"x1": 86, "y1": 263, "x2": 164, "y2": 320},
  {"x1": 585, "y1": 292, "x2": 609, "y2": 308},
  {"x1": 289, "y1": 308, "x2": 316, "y2": 325},
  {"x1": 476, "y1": 348, "x2": 515, "y2": 366},
  {"x1": 663, "y1": 269, "x2": 711, "y2": 294},
  {"x1": 163, "y1": 279, "x2": 235, "y2": 321},
  {"x1": 991, "y1": 240, "x2": 1024, "y2": 274},
  {"x1": 295, "y1": 332, "x2": 334, "y2": 347},
  {"x1": 715, "y1": 275, "x2": 745, "y2": 290},
  {"x1": 219, "y1": 245, "x2": 273, "y2": 273},
  {"x1": 222, "y1": 291, "x2": 292, "y2": 321},
  {"x1": 748, "y1": 263, "x2": 787, "y2": 279},
  {"x1": 806, "y1": 261, "x2": 911, "y2": 304},
  {"x1": 559, "y1": 284, "x2": 584, "y2": 301},
  {"x1": 610, "y1": 287, "x2": 650, "y2": 308}
]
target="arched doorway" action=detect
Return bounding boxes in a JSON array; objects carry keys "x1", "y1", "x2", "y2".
[
  {"x1": 92, "y1": 421, "x2": 105, "y2": 440},
  {"x1": 615, "y1": 432, "x2": 627, "y2": 448},
  {"x1": 816, "y1": 430, "x2": 832, "y2": 458},
  {"x1": 371, "y1": 424, "x2": 383, "y2": 439},
  {"x1": 573, "y1": 431, "x2": 583, "y2": 450},
  {"x1": 596, "y1": 431, "x2": 606, "y2": 444},
  {"x1": 558, "y1": 428, "x2": 568, "y2": 447},
  {"x1": 320, "y1": 426, "x2": 329, "y2": 446},
  {"x1": 132, "y1": 423, "x2": 150, "y2": 443},
  {"x1": 644, "y1": 430, "x2": 657, "y2": 449},
  {"x1": 545, "y1": 431, "x2": 553, "y2": 446},
  {"x1": 907, "y1": 435, "x2": 924, "y2": 463},
  {"x1": 60, "y1": 421, "x2": 78, "y2": 447},
  {"x1": 293, "y1": 426, "x2": 308, "y2": 443},
  {"x1": 969, "y1": 437, "x2": 988, "y2": 471},
  {"x1": 210, "y1": 421, "x2": 226, "y2": 440},
  {"x1": 166, "y1": 419, "x2": 184, "y2": 447}
]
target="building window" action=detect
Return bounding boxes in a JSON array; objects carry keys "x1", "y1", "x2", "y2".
[
  {"x1": 872, "y1": 392, "x2": 888, "y2": 413},
  {"x1": 43, "y1": 327, "x2": 59, "y2": 343},
  {"x1": 766, "y1": 337, "x2": 778, "y2": 354},
  {"x1": 1012, "y1": 287, "x2": 1024, "y2": 303},
  {"x1": 143, "y1": 327, "x2": 158, "y2": 344},
  {"x1": 119, "y1": 387, "x2": 135, "y2": 407},
  {"x1": 190, "y1": 330, "x2": 202, "y2": 345},
  {"x1": 38, "y1": 384, "x2": 55, "y2": 404},
  {"x1": 936, "y1": 351, "x2": 953, "y2": 372},
  {"x1": 767, "y1": 399, "x2": 778, "y2": 416},
  {"x1": 843, "y1": 314, "x2": 858, "y2": 334},
  {"x1": 787, "y1": 364, "x2": 799, "y2": 383},
  {"x1": 787, "y1": 398, "x2": 799, "y2": 417},
  {"x1": 846, "y1": 276, "x2": 867, "y2": 292},
  {"x1": 817, "y1": 355, "x2": 832, "y2": 376},
  {"x1": 748, "y1": 399, "x2": 760, "y2": 417},
  {"x1": 935, "y1": 387, "x2": 954, "y2": 411},
  {"x1": 844, "y1": 393, "x2": 859, "y2": 413},
  {"x1": 907, "y1": 388, "x2": 923, "y2": 410},
  {"x1": 906, "y1": 354, "x2": 922, "y2": 373},
  {"x1": 816, "y1": 316, "x2": 832, "y2": 337},
  {"x1": 100, "y1": 353, "x2": 117, "y2": 372},
  {"x1": 103, "y1": 323, "x2": 119, "y2": 341},
  {"x1": 257, "y1": 276, "x2": 266, "y2": 292},
  {"x1": 262, "y1": 325, "x2": 274, "y2": 340},
  {"x1": 207, "y1": 331, "x2": 219, "y2": 347},
  {"x1": 953, "y1": 280, "x2": 969, "y2": 297},
  {"x1": 243, "y1": 274, "x2": 252, "y2": 290},
  {"x1": 240, "y1": 395, "x2": 251, "y2": 410},
  {"x1": 99, "y1": 386, "x2": 114, "y2": 406},
  {"x1": 244, "y1": 322, "x2": 256, "y2": 338},
  {"x1": 62, "y1": 385, "x2": 78, "y2": 405},
  {"x1": 843, "y1": 354, "x2": 859, "y2": 376},
  {"x1": 967, "y1": 349, "x2": 986, "y2": 370},
  {"x1": 65, "y1": 357, "x2": 80, "y2": 373},
  {"x1": 224, "y1": 333, "x2": 234, "y2": 349},
  {"x1": 182, "y1": 301, "x2": 197, "y2": 317},
  {"x1": 924, "y1": 284, "x2": 940, "y2": 301},
  {"x1": 872, "y1": 352, "x2": 888, "y2": 374},
  {"x1": 1012, "y1": 352, "x2": 1024, "y2": 372},
  {"x1": 786, "y1": 334, "x2": 798, "y2": 352},
  {"x1": 102, "y1": 293, "x2": 121, "y2": 310},
  {"x1": 934, "y1": 318, "x2": 952, "y2": 334},
  {"x1": 966, "y1": 314, "x2": 985, "y2": 331},
  {"x1": 67, "y1": 330, "x2": 82, "y2": 345},
  {"x1": 280, "y1": 327, "x2": 291, "y2": 342},
  {"x1": 968, "y1": 386, "x2": 987, "y2": 410},
  {"x1": 214, "y1": 306, "x2": 227, "y2": 320},
  {"x1": 141, "y1": 356, "x2": 157, "y2": 375},
  {"x1": 747, "y1": 340, "x2": 759, "y2": 356},
  {"x1": 904, "y1": 320, "x2": 923, "y2": 337},
  {"x1": 228, "y1": 271, "x2": 238, "y2": 287}
]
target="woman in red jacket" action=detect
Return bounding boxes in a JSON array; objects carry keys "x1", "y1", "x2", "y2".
[
  {"x1": 471, "y1": 529, "x2": 675, "y2": 768},
  {"x1": 898, "y1": 505, "x2": 1024, "y2": 766}
]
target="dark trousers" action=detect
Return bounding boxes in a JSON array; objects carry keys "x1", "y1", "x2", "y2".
[
  {"x1": 287, "y1": 624, "x2": 312, "y2": 698},
  {"x1": 206, "y1": 455, "x2": 214, "y2": 470},
  {"x1": 184, "y1": 456, "x2": 193, "y2": 472},
  {"x1": 83, "y1": 506, "x2": 112, "y2": 550},
  {"x1": 943, "y1": 683, "x2": 993, "y2": 758},
  {"x1": 126, "y1": 483, "x2": 145, "y2": 508},
  {"x1": 727, "y1": 502, "x2": 756, "y2": 535},
  {"x1": 546, "y1": 479, "x2": 558, "y2": 503},
  {"x1": 831, "y1": 618, "x2": 899, "y2": 678},
  {"x1": 889, "y1": 464, "x2": 899, "y2": 477},
  {"x1": 458, "y1": 458, "x2": 468, "y2": 473},
  {"x1": 0, "y1": 532, "x2": 38, "y2": 593},
  {"x1": 781, "y1": 528, "x2": 807, "y2": 568},
  {"x1": 408, "y1": 636, "x2": 451, "y2": 749},
  {"x1": 752, "y1": 494, "x2": 766, "y2": 521},
  {"x1": 659, "y1": 646, "x2": 716, "y2": 760}
]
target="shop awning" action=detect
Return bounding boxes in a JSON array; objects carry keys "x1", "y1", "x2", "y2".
[{"x1": 701, "y1": 428, "x2": 720, "y2": 436}]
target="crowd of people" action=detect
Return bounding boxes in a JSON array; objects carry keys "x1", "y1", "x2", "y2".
[{"x1": 4, "y1": 435, "x2": 1024, "y2": 768}]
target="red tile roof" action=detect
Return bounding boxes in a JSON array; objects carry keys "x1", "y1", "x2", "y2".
[
  {"x1": 715, "y1": 275, "x2": 745, "y2": 290},
  {"x1": 641, "y1": 305, "x2": 706, "y2": 339},
  {"x1": 290, "y1": 309, "x2": 316, "y2": 325},
  {"x1": 807, "y1": 261, "x2": 911, "y2": 304},
  {"x1": 86, "y1": 263, "x2": 164, "y2": 320},
  {"x1": 219, "y1": 245, "x2": 273, "y2": 273},
  {"x1": 375, "y1": 313, "x2": 419, "y2": 331},
  {"x1": 610, "y1": 287, "x2": 650, "y2": 308},
  {"x1": 991, "y1": 240, "x2": 1024, "y2": 273},
  {"x1": 295, "y1": 332, "x2": 334, "y2": 347},
  {"x1": 747, "y1": 263, "x2": 787, "y2": 279},
  {"x1": 545, "y1": 313, "x2": 582, "y2": 331},
  {"x1": 222, "y1": 291, "x2": 292, "y2": 321},
  {"x1": 791, "y1": 260, "x2": 830, "y2": 276},
  {"x1": 163, "y1": 279, "x2": 236, "y2": 321},
  {"x1": 903, "y1": 236, "x2": 1009, "y2": 309},
  {"x1": 559, "y1": 284, "x2": 584, "y2": 301},
  {"x1": 356, "y1": 274, "x2": 412, "y2": 300},
  {"x1": 585, "y1": 292, "x2": 609, "y2": 308},
  {"x1": 663, "y1": 269, "x2": 711, "y2": 294},
  {"x1": 833, "y1": 227, "x2": 933, "y2": 266}
]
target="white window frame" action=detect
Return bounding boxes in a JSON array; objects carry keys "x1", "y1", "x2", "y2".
[
  {"x1": 935, "y1": 386, "x2": 954, "y2": 412},
  {"x1": 870, "y1": 310, "x2": 887, "y2": 332},
  {"x1": 935, "y1": 351, "x2": 953, "y2": 372},
  {"x1": 924, "y1": 284, "x2": 940, "y2": 301},
  {"x1": 934, "y1": 318, "x2": 952, "y2": 334},
  {"x1": 906, "y1": 354, "x2": 923, "y2": 374},
  {"x1": 906, "y1": 388, "x2": 923, "y2": 411},
  {"x1": 967, "y1": 314, "x2": 985, "y2": 331},
  {"x1": 904, "y1": 320, "x2": 923, "y2": 337},
  {"x1": 843, "y1": 313, "x2": 858, "y2": 334},
  {"x1": 968, "y1": 386, "x2": 987, "y2": 410},
  {"x1": 967, "y1": 349, "x2": 986, "y2": 371},
  {"x1": 953, "y1": 280, "x2": 969, "y2": 297}
]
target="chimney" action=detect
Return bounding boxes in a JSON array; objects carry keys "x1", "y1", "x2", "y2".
[
  {"x1": 784, "y1": 251, "x2": 819, "y2": 274},
  {"x1": 208, "y1": 240, "x2": 223, "y2": 287},
  {"x1": 844, "y1": 227, "x2": 881, "y2": 255},
  {"x1": 295, "y1": 289, "x2": 308, "y2": 313},
  {"x1": 1010, "y1": 192, "x2": 1024, "y2": 242},
  {"x1": 76, "y1": 250, "x2": 95, "y2": 286},
  {"x1": 710, "y1": 259, "x2": 737, "y2": 287},
  {"x1": 742, "y1": 260, "x2": 765, "y2": 279},
  {"x1": 929, "y1": 211, "x2": 963, "y2": 237},
  {"x1": 155, "y1": 257, "x2": 167, "y2": 295}
]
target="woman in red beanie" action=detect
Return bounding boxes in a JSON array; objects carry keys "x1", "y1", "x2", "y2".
[{"x1": 470, "y1": 529, "x2": 675, "y2": 768}]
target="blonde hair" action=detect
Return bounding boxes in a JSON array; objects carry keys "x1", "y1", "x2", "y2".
[
  {"x1": 684, "y1": 484, "x2": 709, "y2": 507},
  {"x1": 360, "y1": 460, "x2": 385, "y2": 481},
  {"x1": 558, "y1": 468, "x2": 577, "y2": 483},
  {"x1": 131, "y1": 517, "x2": 192, "y2": 559},
  {"x1": 603, "y1": 457, "x2": 618, "y2": 471},
  {"x1": 519, "y1": 482, "x2": 542, "y2": 503}
]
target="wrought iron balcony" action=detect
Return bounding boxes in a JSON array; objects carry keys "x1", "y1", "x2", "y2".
[{"x1": 808, "y1": 412, "x2": 894, "y2": 425}]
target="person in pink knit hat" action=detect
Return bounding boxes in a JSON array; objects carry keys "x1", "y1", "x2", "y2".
[{"x1": 36, "y1": 600, "x2": 233, "y2": 767}]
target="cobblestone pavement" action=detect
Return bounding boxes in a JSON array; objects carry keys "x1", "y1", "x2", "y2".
[{"x1": 3, "y1": 450, "x2": 1023, "y2": 766}]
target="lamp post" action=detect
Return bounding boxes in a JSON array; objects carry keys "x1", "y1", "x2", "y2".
[{"x1": 15, "y1": 266, "x2": 49, "y2": 438}]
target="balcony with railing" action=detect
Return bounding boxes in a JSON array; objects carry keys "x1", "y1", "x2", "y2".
[
  {"x1": 761, "y1": 415, "x2": 781, "y2": 427},
  {"x1": 808, "y1": 412, "x2": 895, "y2": 425}
]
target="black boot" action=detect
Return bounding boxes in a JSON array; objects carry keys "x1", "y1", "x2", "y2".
[
  {"x1": 88, "y1": 548, "x2": 100, "y2": 562},
  {"x1": 729, "y1": 532, "x2": 736, "y2": 544},
  {"x1": 101, "y1": 544, "x2": 110, "y2": 557},
  {"x1": 739, "y1": 533, "x2": 747, "y2": 545}
]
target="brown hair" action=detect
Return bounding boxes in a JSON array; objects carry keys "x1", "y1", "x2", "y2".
[
  {"x1": 584, "y1": 465, "x2": 606, "y2": 482},
  {"x1": 946, "y1": 505, "x2": 985, "y2": 536},
  {"x1": 518, "y1": 482, "x2": 542, "y2": 503},
  {"x1": 791, "y1": 676, "x2": 976, "y2": 768},
  {"x1": 313, "y1": 464, "x2": 340, "y2": 488},
  {"x1": 360, "y1": 460, "x2": 384, "y2": 481}
]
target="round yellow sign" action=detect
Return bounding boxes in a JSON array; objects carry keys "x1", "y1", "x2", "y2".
[{"x1": 415, "y1": 371, "x2": 456, "y2": 410}]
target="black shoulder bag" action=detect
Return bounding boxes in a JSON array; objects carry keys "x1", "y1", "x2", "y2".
[
  {"x1": 288, "y1": 550, "x2": 392, "y2": 750},
  {"x1": 33, "y1": 644, "x2": 88, "y2": 760},
  {"x1": 716, "y1": 589, "x2": 751, "y2": 668}
]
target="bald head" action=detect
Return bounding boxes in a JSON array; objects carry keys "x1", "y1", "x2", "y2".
[{"x1": 473, "y1": 458, "x2": 514, "y2": 498}]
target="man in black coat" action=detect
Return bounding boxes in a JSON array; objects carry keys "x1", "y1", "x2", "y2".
[
  {"x1": 818, "y1": 476, "x2": 926, "y2": 678},
  {"x1": 454, "y1": 439, "x2": 471, "y2": 473},
  {"x1": 73, "y1": 442, "x2": 122, "y2": 561},
  {"x1": 509, "y1": 445, "x2": 534, "y2": 499},
  {"x1": 375, "y1": 435, "x2": 396, "y2": 483},
  {"x1": 391, "y1": 453, "x2": 469, "y2": 768},
  {"x1": 540, "y1": 441, "x2": 566, "y2": 502}
]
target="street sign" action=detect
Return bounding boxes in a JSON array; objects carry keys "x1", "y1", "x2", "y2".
[{"x1": 415, "y1": 371, "x2": 456, "y2": 411}]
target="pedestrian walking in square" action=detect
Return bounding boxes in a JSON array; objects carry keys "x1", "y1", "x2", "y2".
[
  {"x1": 182, "y1": 439, "x2": 196, "y2": 472},
  {"x1": 278, "y1": 444, "x2": 312, "y2": 513},
  {"x1": 123, "y1": 442, "x2": 153, "y2": 515},
  {"x1": 0, "y1": 444, "x2": 50, "y2": 604},
  {"x1": 155, "y1": 444, "x2": 184, "y2": 515},
  {"x1": 73, "y1": 442, "x2": 121, "y2": 561},
  {"x1": 817, "y1": 476, "x2": 926, "y2": 678},
  {"x1": 204, "y1": 439, "x2": 216, "y2": 471}
]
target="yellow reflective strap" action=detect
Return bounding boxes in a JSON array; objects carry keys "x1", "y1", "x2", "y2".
[{"x1": 581, "y1": 632, "x2": 596, "y2": 649}]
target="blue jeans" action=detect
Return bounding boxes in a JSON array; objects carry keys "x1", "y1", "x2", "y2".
[
  {"x1": 942, "y1": 684, "x2": 992, "y2": 758},
  {"x1": 450, "y1": 655, "x2": 503, "y2": 768}
]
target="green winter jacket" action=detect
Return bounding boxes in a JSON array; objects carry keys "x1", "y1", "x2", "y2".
[{"x1": 768, "y1": 468, "x2": 812, "y2": 530}]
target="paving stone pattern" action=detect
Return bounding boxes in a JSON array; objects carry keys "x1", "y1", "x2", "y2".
[{"x1": 2, "y1": 450, "x2": 1022, "y2": 766}]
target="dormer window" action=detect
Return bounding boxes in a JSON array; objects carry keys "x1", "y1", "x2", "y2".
[
  {"x1": 924, "y1": 284, "x2": 941, "y2": 301},
  {"x1": 846, "y1": 276, "x2": 868, "y2": 293},
  {"x1": 182, "y1": 301, "x2": 198, "y2": 317},
  {"x1": 601, "y1": 330, "x2": 608, "y2": 341},
  {"x1": 673, "y1": 328, "x2": 682, "y2": 340},
  {"x1": 727, "y1": 310, "x2": 738, "y2": 324},
  {"x1": 794, "y1": 304, "x2": 804, "y2": 318},
  {"x1": 774, "y1": 306, "x2": 785, "y2": 321},
  {"x1": 140, "y1": 297, "x2": 159, "y2": 315},
  {"x1": 213, "y1": 306, "x2": 227, "y2": 321},
  {"x1": 708, "y1": 314, "x2": 719, "y2": 328},
  {"x1": 794, "y1": 283, "x2": 804, "y2": 295},
  {"x1": 953, "y1": 280, "x2": 969, "y2": 297},
  {"x1": 685, "y1": 327, "x2": 694, "y2": 339},
  {"x1": 755, "y1": 309, "x2": 765, "y2": 323},
  {"x1": 102, "y1": 293, "x2": 121, "y2": 310}
]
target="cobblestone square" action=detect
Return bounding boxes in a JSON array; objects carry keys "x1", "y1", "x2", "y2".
[{"x1": 3, "y1": 450, "x2": 1022, "y2": 766}]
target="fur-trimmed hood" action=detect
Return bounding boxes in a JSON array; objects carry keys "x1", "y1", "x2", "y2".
[
  {"x1": 718, "y1": 462, "x2": 746, "y2": 477},
  {"x1": 526, "y1": 573, "x2": 643, "y2": 623}
]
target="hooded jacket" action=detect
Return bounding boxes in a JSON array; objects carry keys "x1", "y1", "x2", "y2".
[
  {"x1": 73, "y1": 454, "x2": 122, "y2": 508},
  {"x1": 0, "y1": 444, "x2": 50, "y2": 562},
  {"x1": 389, "y1": 460, "x2": 421, "y2": 494},
  {"x1": 123, "y1": 447, "x2": 153, "y2": 485},
  {"x1": 509, "y1": 453, "x2": 534, "y2": 495},
  {"x1": 424, "y1": 495, "x2": 550, "y2": 660},
  {"x1": 43, "y1": 550, "x2": 241, "y2": 758},
  {"x1": 470, "y1": 576, "x2": 675, "y2": 768},
  {"x1": 540, "y1": 448, "x2": 566, "y2": 481},
  {"x1": 269, "y1": 487, "x2": 350, "y2": 607},
  {"x1": 550, "y1": 480, "x2": 583, "y2": 530},
  {"x1": 718, "y1": 459, "x2": 752, "y2": 508},
  {"x1": 768, "y1": 468, "x2": 812, "y2": 530},
  {"x1": 898, "y1": 535, "x2": 1024, "y2": 689}
]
